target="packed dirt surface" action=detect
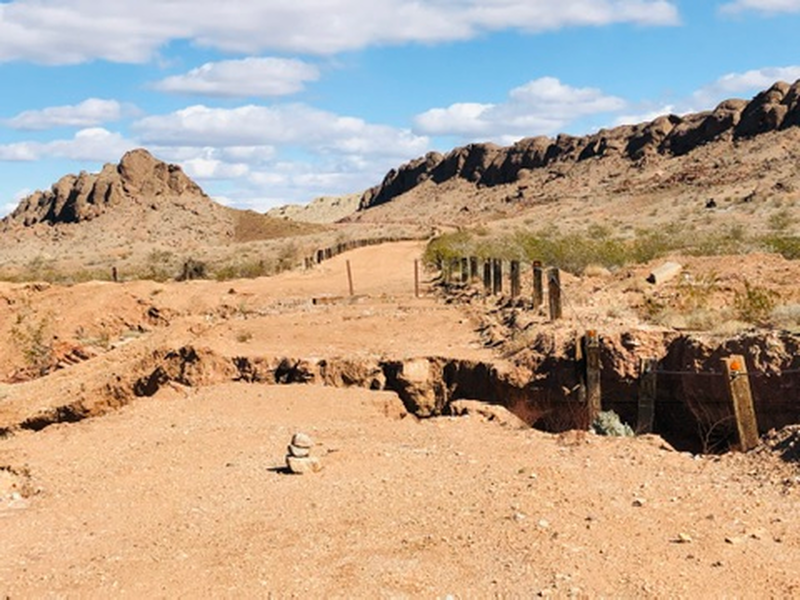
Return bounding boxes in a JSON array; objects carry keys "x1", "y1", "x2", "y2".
[
  {"x1": 1, "y1": 240, "x2": 799, "y2": 597},
  {"x1": 1, "y1": 383, "x2": 798, "y2": 598}
]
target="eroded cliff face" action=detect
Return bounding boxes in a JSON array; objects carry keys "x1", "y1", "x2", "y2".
[
  {"x1": 2, "y1": 148, "x2": 207, "y2": 227},
  {"x1": 360, "y1": 81, "x2": 800, "y2": 210}
]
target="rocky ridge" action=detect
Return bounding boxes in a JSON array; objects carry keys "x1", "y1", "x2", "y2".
[
  {"x1": 359, "y1": 80, "x2": 800, "y2": 210},
  {"x1": 2, "y1": 149, "x2": 210, "y2": 228}
]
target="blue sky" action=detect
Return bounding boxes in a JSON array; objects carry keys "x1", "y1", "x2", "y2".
[{"x1": 1, "y1": 0, "x2": 799, "y2": 215}]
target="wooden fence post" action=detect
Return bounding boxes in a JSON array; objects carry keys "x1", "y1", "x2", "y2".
[
  {"x1": 346, "y1": 260, "x2": 354, "y2": 296},
  {"x1": 493, "y1": 259, "x2": 503, "y2": 295},
  {"x1": 722, "y1": 355, "x2": 759, "y2": 451},
  {"x1": 547, "y1": 268, "x2": 562, "y2": 321},
  {"x1": 414, "y1": 259, "x2": 420, "y2": 298},
  {"x1": 510, "y1": 260, "x2": 521, "y2": 298},
  {"x1": 637, "y1": 358, "x2": 657, "y2": 434},
  {"x1": 532, "y1": 261, "x2": 543, "y2": 309},
  {"x1": 469, "y1": 256, "x2": 478, "y2": 280},
  {"x1": 483, "y1": 260, "x2": 492, "y2": 294},
  {"x1": 461, "y1": 257, "x2": 469, "y2": 284},
  {"x1": 585, "y1": 330, "x2": 601, "y2": 423}
]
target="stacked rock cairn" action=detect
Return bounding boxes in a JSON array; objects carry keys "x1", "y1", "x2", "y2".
[{"x1": 286, "y1": 432, "x2": 323, "y2": 474}]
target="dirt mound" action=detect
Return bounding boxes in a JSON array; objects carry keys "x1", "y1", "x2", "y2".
[{"x1": 357, "y1": 79, "x2": 800, "y2": 213}]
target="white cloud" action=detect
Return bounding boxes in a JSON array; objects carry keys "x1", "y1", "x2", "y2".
[
  {"x1": 0, "y1": 128, "x2": 135, "y2": 162},
  {"x1": 721, "y1": 0, "x2": 800, "y2": 14},
  {"x1": 133, "y1": 104, "x2": 429, "y2": 158},
  {"x1": 614, "y1": 105, "x2": 678, "y2": 126},
  {"x1": 0, "y1": 1, "x2": 680, "y2": 65},
  {"x1": 4, "y1": 98, "x2": 132, "y2": 130},
  {"x1": 692, "y1": 66, "x2": 800, "y2": 106},
  {"x1": 152, "y1": 57, "x2": 320, "y2": 97},
  {"x1": 414, "y1": 77, "x2": 626, "y2": 141}
]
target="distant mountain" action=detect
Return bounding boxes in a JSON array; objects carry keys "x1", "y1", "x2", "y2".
[
  {"x1": 266, "y1": 193, "x2": 362, "y2": 224},
  {"x1": 358, "y1": 80, "x2": 800, "y2": 211}
]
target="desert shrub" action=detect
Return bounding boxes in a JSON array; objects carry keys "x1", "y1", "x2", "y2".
[
  {"x1": 768, "y1": 208, "x2": 793, "y2": 232},
  {"x1": 145, "y1": 249, "x2": 176, "y2": 282},
  {"x1": 734, "y1": 282, "x2": 779, "y2": 325},
  {"x1": 213, "y1": 258, "x2": 274, "y2": 281},
  {"x1": 423, "y1": 230, "x2": 475, "y2": 268},
  {"x1": 177, "y1": 258, "x2": 208, "y2": 281},
  {"x1": 276, "y1": 242, "x2": 299, "y2": 272},
  {"x1": 10, "y1": 311, "x2": 55, "y2": 376},
  {"x1": 762, "y1": 235, "x2": 800, "y2": 259},
  {"x1": 770, "y1": 303, "x2": 800, "y2": 328},
  {"x1": 591, "y1": 410, "x2": 634, "y2": 437}
]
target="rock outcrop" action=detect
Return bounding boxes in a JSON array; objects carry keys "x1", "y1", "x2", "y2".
[
  {"x1": 359, "y1": 80, "x2": 800, "y2": 210},
  {"x1": 2, "y1": 149, "x2": 207, "y2": 227}
]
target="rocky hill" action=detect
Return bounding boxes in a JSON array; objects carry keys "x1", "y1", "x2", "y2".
[
  {"x1": 0, "y1": 149, "x2": 322, "y2": 277},
  {"x1": 359, "y1": 80, "x2": 800, "y2": 211},
  {"x1": 3, "y1": 149, "x2": 210, "y2": 228}
]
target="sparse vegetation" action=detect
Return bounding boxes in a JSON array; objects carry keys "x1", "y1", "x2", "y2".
[
  {"x1": 734, "y1": 282, "x2": 779, "y2": 325},
  {"x1": 10, "y1": 308, "x2": 55, "y2": 377},
  {"x1": 424, "y1": 223, "x2": 800, "y2": 279}
]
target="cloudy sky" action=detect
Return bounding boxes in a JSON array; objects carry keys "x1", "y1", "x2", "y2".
[{"x1": 1, "y1": 0, "x2": 799, "y2": 215}]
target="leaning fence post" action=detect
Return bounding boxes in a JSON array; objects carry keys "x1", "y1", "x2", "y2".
[
  {"x1": 532, "y1": 261, "x2": 543, "y2": 309},
  {"x1": 510, "y1": 260, "x2": 521, "y2": 298},
  {"x1": 722, "y1": 355, "x2": 759, "y2": 451},
  {"x1": 637, "y1": 358, "x2": 657, "y2": 434},
  {"x1": 547, "y1": 268, "x2": 562, "y2": 321},
  {"x1": 585, "y1": 330, "x2": 601, "y2": 423},
  {"x1": 493, "y1": 259, "x2": 503, "y2": 295},
  {"x1": 346, "y1": 260, "x2": 355, "y2": 296}
]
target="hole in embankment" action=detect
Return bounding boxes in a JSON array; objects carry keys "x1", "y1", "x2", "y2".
[{"x1": 19, "y1": 403, "x2": 89, "y2": 432}]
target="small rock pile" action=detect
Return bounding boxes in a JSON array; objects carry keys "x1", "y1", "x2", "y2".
[{"x1": 286, "y1": 432, "x2": 322, "y2": 474}]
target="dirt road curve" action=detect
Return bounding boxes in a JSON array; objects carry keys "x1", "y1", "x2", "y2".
[{"x1": 1, "y1": 242, "x2": 799, "y2": 597}]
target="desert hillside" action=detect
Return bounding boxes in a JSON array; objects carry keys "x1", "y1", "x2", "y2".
[
  {"x1": 349, "y1": 81, "x2": 800, "y2": 241},
  {"x1": 266, "y1": 193, "x2": 362, "y2": 224},
  {"x1": 0, "y1": 150, "x2": 390, "y2": 281}
]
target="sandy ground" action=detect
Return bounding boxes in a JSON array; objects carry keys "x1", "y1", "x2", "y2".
[
  {"x1": 2, "y1": 384, "x2": 799, "y2": 598},
  {"x1": 1, "y1": 241, "x2": 799, "y2": 597}
]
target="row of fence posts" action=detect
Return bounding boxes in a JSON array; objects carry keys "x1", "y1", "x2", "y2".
[
  {"x1": 303, "y1": 236, "x2": 418, "y2": 270},
  {"x1": 580, "y1": 329, "x2": 760, "y2": 451},
  {"x1": 443, "y1": 257, "x2": 563, "y2": 321}
]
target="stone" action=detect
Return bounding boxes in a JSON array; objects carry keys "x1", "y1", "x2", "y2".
[
  {"x1": 287, "y1": 455, "x2": 323, "y2": 474},
  {"x1": 291, "y1": 432, "x2": 314, "y2": 449},
  {"x1": 287, "y1": 444, "x2": 310, "y2": 458}
]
